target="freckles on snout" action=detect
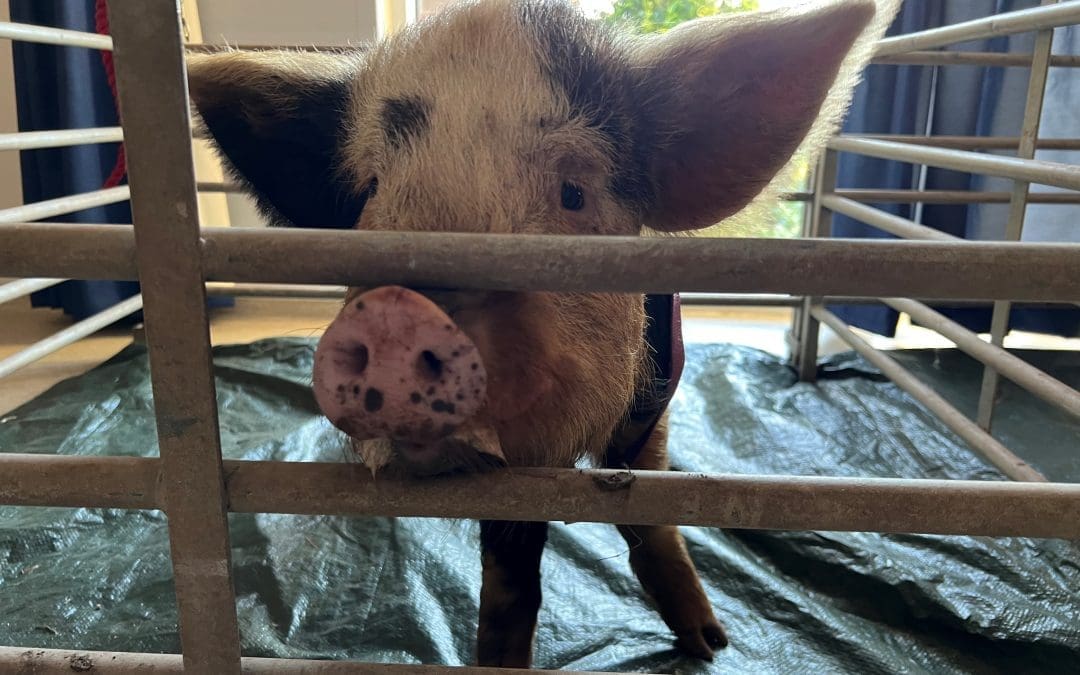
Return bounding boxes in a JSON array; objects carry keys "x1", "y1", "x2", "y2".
[{"x1": 311, "y1": 286, "x2": 488, "y2": 442}]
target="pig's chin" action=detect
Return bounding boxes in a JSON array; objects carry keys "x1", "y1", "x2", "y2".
[{"x1": 351, "y1": 433, "x2": 507, "y2": 478}]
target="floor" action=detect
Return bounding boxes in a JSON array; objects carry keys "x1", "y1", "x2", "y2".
[{"x1": 2, "y1": 287, "x2": 1078, "y2": 416}]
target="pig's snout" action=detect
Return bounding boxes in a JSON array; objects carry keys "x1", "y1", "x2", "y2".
[{"x1": 312, "y1": 286, "x2": 488, "y2": 442}]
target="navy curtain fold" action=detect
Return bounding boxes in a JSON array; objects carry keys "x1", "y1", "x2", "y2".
[
  {"x1": 827, "y1": 0, "x2": 1080, "y2": 339},
  {"x1": 10, "y1": 1, "x2": 231, "y2": 324}
]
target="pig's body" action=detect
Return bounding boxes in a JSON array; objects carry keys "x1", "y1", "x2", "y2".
[{"x1": 188, "y1": 0, "x2": 896, "y2": 666}]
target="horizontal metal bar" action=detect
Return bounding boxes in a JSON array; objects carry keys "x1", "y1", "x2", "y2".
[
  {"x1": 3, "y1": 224, "x2": 1079, "y2": 302},
  {"x1": 845, "y1": 134, "x2": 1080, "y2": 150},
  {"x1": 0, "y1": 127, "x2": 123, "y2": 151},
  {"x1": 795, "y1": 189, "x2": 1080, "y2": 204},
  {"x1": 875, "y1": 3, "x2": 1080, "y2": 56},
  {"x1": 0, "y1": 20, "x2": 113, "y2": 50},
  {"x1": 205, "y1": 282, "x2": 347, "y2": 298},
  {"x1": 828, "y1": 137, "x2": 1080, "y2": 191},
  {"x1": 678, "y1": 292, "x2": 802, "y2": 307},
  {"x1": 0, "y1": 224, "x2": 135, "y2": 278},
  {"x1": 197, "y1": 285, "x2": 1070, "y2": 310},
  {"x1": 0, "y1": 277, "x2": 66, "y2": 304},
  {"x1": 810, "y1": 307, "x2": 1046, "y2": 482},
  {"x1": 884, "y1": 298, "x2": 1080, "y2": 421},
  {"x1": 873, "y1": 50, "x2": 1080, "y2": 68},
  {"x1": 821, "y1": 195, "x2": 958, "y2": 241},
  {"x1": 0, "y1": 646, "x2": 606, "y2": 674},
  {"x1": 197, "y1": 180, "x2": 244, "y2": 193},
  {"x1": 3, "y1": 455, "x2": 1080, "y2": 537},
  {"x1": 0, "y1": 294, "x2": 143, "y2": 379},
  {"x1": 0, "y1": 186, "x2": 130, "y2": 223}
]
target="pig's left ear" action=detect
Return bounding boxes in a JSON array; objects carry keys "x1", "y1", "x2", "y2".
[
  {"x1": 633, "y1": 0, "x2": 894, "y2": 232},
  {"x1": 186, "y1": 51, "x2": 363, "y2": 229}
]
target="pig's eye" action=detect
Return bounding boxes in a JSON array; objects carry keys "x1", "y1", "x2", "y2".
[
  {"x1": 366, "y1": 177, "x2": 379, "y2": 197},
  {"x1": 561, "y1": 182, "x2": 585, "y2": 211}
]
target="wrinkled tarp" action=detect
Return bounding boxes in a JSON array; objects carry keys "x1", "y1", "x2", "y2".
[{"x1": 1, "y1": 339, "x2": 1078, "y2": 673}]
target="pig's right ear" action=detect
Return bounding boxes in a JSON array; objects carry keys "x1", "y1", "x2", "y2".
[
  {"x1": 186, "y1": 51, "x2": 364, "y2": 229},
  {"x1": 632, "y1": 0, "x2": 895, "y2": 232}
]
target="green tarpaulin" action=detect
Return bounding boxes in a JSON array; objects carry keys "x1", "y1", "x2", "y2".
[{"x1": 2, "y1": 339, "x2": 1078, "y2": 672}]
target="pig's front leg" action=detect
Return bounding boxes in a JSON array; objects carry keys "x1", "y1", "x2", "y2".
[
  {"x1": 476, "y1": 519, "x2": 549, "y2": 668},
  {"x1": 608, "y1": 416, "x2": 728, "y2": 660}
]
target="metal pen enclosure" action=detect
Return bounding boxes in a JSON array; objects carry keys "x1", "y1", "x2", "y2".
[{"x1": 0, "y1": 1, "x2": 1079, "y2": 673}]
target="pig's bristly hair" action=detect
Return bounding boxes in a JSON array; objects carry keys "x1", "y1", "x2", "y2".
[{"x1": 186, "y1": 0, "x2": 902, "y2": 472}]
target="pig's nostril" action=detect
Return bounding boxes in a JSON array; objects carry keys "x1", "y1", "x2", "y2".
[
  {"x1": 346, "y1": 344, "x2": 369, "y2": 375},
  {"x1": 417, "y1": 350, "x2": 444, "y2": 380}
]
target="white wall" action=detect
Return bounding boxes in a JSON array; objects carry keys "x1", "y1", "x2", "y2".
[{"x1": 0, "y1": 1, "x2": 23, "y2": 210}]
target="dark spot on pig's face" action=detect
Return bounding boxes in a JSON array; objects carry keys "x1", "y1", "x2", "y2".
[
  {"x1": 364, "y1": 388, "x2": 384, "y2": 412},
  {"x1": 410, "y1": 391, "x2": 422, "y2": 404},
  {"x1": 354, "y1": 300, "x2": 365, "y2": 311},
  {"x1": 431, "y1": 399, "x2": 456, "y2": 415},
  {"x1": 517, "y1": 0, "x2": 653, "y2": 207},
  {"x1": 346, "y1": 344, "x2": 369, "y2": 375},
  {"x1": 381, "y1": 96, "x2": 431, "y2": 149},
  {"x1": 417, "y1": 350, "x2": 443, "y2": 380}
]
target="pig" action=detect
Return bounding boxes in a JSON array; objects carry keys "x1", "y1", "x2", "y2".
[{"x1": 186, "y1": 0, "x2": 895, "y2": 667}]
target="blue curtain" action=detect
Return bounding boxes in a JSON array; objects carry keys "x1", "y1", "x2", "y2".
[
  {"x1": 827, "y1": 0, "x2": 1080, "y2": 338},
  {"x1": 10, "y1": 1, "x2": 231, "y2": 324}
]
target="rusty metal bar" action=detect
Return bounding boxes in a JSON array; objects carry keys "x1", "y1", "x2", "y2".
[
  {"x1": 0, "y1": 20, "x2": 113, "y2": 50},
  {"x1": 873, "y1": 50, "x2": 1080, "y2": 68},
  {"x1": 0, "y1": 127, "x2": 124, "y2": 151},
  {"x1": 0, "y1": 646, "x2": 627, "y2": 674},
  {"x1": 977, "y1": 9, "x2": 1057, "y2": 433},
  {"x1": 811, "y1": 307, "x2": 1047, "y2": 482},
  {"x1": 192, "y1": 231, "x2": 1080, "y2": 302},
  {"x1": 884, "y1": 298, "x2": 1080, "y2": 421},
  {"x1": 0, "y1": 294, "x2": 142, "y2": 379},
  {"x1": 3, "y1": 454, "x2": 1080, "y2": 538},
  {"x1": 0, "y1": 186, "x2": 129, "y2": 223},
  {"x1": 827, "y1": 137, "x2": 1080, "y2": 191},
  {"x1": 0, "y1": 277, "x2": 66, "y2": 305},
  {"x1": 785, "y1": 189, "x2": 1080, "y2": 204},
  {"x1": 107, "y1": 1, "x2": 241, "y2": 672},
  {"x1": 874, "y1": 3, "x2": 1080, "y2": 56},
  {"x1": 821, "y1": 195, "x2": 958, "y2": 241},
  {"x1": 3, "y1": 224, "x2": 1080, "y2": 302}
]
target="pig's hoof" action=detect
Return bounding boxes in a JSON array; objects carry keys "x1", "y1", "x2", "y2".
[{"x1": 674, "y1": 619, "x2": 728, "y2": 661}]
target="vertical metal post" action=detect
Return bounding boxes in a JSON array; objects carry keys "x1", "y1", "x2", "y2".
[
  {"x1": 793, "y1": 149, "x2": 838, "y2": 381},
  {"x1": 107, "y1": 1, "x2": 242, "y2": 672},
  {"x1": 976, "y1": 6, "x2": 1057, "y2": 431}
]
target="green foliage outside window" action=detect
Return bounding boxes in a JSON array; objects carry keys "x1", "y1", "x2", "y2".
[
  {"x1": 602, "y1": 0, "x2": 758, "y2": 34},
  {"x1": 600, "y1": 0, "x2": 809, "y2": 238}
]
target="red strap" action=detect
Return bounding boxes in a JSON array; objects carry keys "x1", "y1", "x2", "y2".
[{"x1": 95, "y1": 0, "x2": 127, "y2": 188}]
